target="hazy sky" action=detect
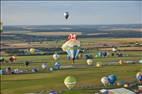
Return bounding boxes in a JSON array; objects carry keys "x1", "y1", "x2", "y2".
[{"x1": 1, "y1": 1, "x2": 142, "y2": 25}]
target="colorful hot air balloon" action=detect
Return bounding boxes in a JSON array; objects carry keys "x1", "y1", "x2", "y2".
[
  {"x1": 101, "y1": 76, "x2": 109, "y2": 86},
  {"x1": 108, "y1": 74, "x2": 117, "y2": 85},
  {"x1": 64, "y1": 12, "x2": 69, "y2": 19},
  {"x1": 86, "y1": 59, "x2": 93, "y2": 65},
  {"x1": 136, "y1": 72, "x2": 142, "y2": 83},
  {"x1": 61, "y1": 34, "x2": 80, "y2": 64},
  {"x1": 64, "y1": 76, "x2": 77, "y2": 90},
  {"x1": 53, "y1": 53, "x2": 60, "y2": 61}
]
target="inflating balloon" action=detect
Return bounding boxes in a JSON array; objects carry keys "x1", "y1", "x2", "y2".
[
  {"x1": 101, "y1": 76, "x2": 109, "y2": 86},
  {"x1": 136, "y1": 72, "x2": 142, "y2": 83},
  {"x1": 86, "y1": 59, "x2": 93, "y2": 65},
  {"x1": 9, "y1": 56, "x2": 16, "y2": 62},
  {"x1": 64, "y1": 76, "x2": 77, "y2": 90},
  {"x1": 64, "y1": 12, "x2": 69, "y2": 19},
  {"x1": 61, "y1": 34, "x2": 80, "y2": 64},
  {"x1": 108, "y1": 74, "x2": 117, "y2": 85},
  {"x1": 53, "y1": 53, "x2": 60, "y2": 61}
]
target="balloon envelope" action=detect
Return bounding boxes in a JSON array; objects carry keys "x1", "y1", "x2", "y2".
[
  {"x1": 53, "y1": 53, "x2": 60, "y2": 60},
  {"x1": 64, "y1": 76, "x2": 77, "y2": 90},
  {"x1": 64, "y1": 12, "x2": 69, "y2": 19},
  {"x1": 87, "y1": 59, "x2": 93, "y2": 65},
  {"x1": 101, "y1": 76, "x2": 109, "y2": 86},
  {"x1": 108, "y1": 74, "x2": 117, "y2": 85},
  {"x1": 41, "y1": 63, "x2": 48, "y2": 69},
  {"x1": 136, "y1": 72, "x2": 142, "y2": 81}
]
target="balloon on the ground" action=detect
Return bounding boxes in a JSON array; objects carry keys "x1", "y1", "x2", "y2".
[
  {"x1": 138, "y1": 60, "x2": 142, "y2": 64},
  {"x1": 118, "y1": 60, "x2": 123, "y2": 64},
  {"x1": 9, "y1": 56, "x2": 16, "y2": 62},
  {"x1": 108, "y1": 74, "x2": 117, "y2": 85},
  {"x1": 41, "y1": 63, "x2": 48, "y2": 69},
  {"x1": 49, "y1": 90, "x2": 58, "y2": 94},
  {"x1": 29, "y1": 48, "x2": 36, "y2": 54},
  {"x1": 64, "y1": 12, "x2": 69, "y2": 19},
  {"x1": 136, "y1": 72, "x2": 142, "y2": 82},
  {"x1": 112, "y1": 47, "x2": 117, "y2": 52},
  {"x1": 49, "y1": 67, "x2": 53, "y2": 72},
  {"x1": 54, "y1": 62, "x2": 61, "y2": 70},
  {"x1": 101, "y1": 76, "x2": 109, "y2": 86},
  {"x1": 53, "y1": 53, "x2": 60, "y2": 60},
  {"x1": 61, "y1": 34, "x2": 80, "y2": 64},
  {"x1": 0, "y1": 69, "x2": 3, "y2": 75},
  {"x1": 64, "y1": 76, "x2": 77, "y2": 90},
  {"x1": 0, "y1": 57, "x2": 4, "y2": 62},
  {"x1": 86, "y1": 59, "x2": 93, "y2": 65},
  {"x1": 96, "y1": 63, "x2": 102, "y2": 67}
]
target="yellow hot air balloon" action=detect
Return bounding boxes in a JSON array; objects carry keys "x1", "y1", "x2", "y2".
[
  {"x1": 29, "y1": 48, "x2": 36, "y2": 54},
  {"x1": 64, "y1": 76, "x2": 77, "y2": 90}
]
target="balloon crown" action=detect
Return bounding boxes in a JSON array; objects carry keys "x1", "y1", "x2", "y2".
[{"x1": 68, "y1": 34, "x2": 77, "y2": 40}]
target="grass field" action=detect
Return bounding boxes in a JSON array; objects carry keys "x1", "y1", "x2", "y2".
[{"x1": 1, "y1": 38, "x2": 142, "y2": 94}]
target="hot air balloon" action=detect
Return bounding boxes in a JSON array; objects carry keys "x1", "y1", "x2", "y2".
[
  {"x1": 64, "y1": 76, "x2": 77, "y2": 90},
  {"x1": 9, "y1": 56, "x2": 16, "y2": 62},
  {"x1": 101, "y1": 76, "x2": 109, "y2": 86},
  {"x1": 136, "y1": 72, "x2": 142, "y2": 83},
  {"x1": 61, "y1": 34, "x2": 80, "y2": 64},
  {"x1": 108, "y1": 74, "x2": 117, "y2": 85},
  {"x1": 41, "y1": 63, "x2": 48, "y2": 69},
  {"x1": 96, "y1": 62, "x2": 102, "y2": 67},
  {"x1": 86, "y1": 59, "x2": 93, "y2": 65},
  {"x1": 53, "y1": 53, "x2": 60, "y2": 61},
  {"x1": 0, "y1": 57, "x2": 4, "y2": 63},
  {"x1": 64, "y1": 12, "x2": 69, "y2": 19},
  {"x1": 118, "y1": 60, "x2": 123, "y2": 65},
  {"x1": 54, "y1": 62, "x2": 61, "y2": 70},
  {"x1": 29, "y1": 48, "x2": 36, "y2": 54},
  {"x1": 49, "y1": 90, "x2": 58, "y2": 94}
]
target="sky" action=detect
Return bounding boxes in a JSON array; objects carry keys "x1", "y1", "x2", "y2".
[{"x1": 1, "y1": 1, "x2": 142, "y2": 25}]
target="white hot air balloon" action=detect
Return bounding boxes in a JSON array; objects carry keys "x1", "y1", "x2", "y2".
[
  {"x1": 53, "y1": 53, "x2": 60, "y2": 61},
  {"x1": 86, "y1": 59, "x2": 93, "y2": 65},
  {"x1": 101, "y1": 76, "x2": 109, "y2": 86},
  {"x1": 41, "y1": 63, "x2": 48, "y2": 69}
]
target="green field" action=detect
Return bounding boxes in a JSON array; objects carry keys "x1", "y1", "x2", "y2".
[{"x1": 1, "y1": 38, "x2": 142, "y2": 94}]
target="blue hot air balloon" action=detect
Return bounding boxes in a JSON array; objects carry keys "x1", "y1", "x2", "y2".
[
  {"x1": 49, "y1": 90, "x2": 58, "y2": 94},
  {"x1": 108, "y1": 74, "x2": 117, "y2": 85},
  {"x1": 54, "y1": 62, "x2": 61, "y2": 70}
]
